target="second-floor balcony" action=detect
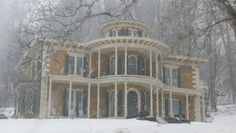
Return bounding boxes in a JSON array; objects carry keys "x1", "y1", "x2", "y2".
[{"x1": 64, "y1": 47, "x2": 161, "y2": 80}]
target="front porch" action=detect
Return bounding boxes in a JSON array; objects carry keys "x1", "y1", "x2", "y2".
[{"x1": 45, "y1": 77, "x2": 205, "y2": 121}]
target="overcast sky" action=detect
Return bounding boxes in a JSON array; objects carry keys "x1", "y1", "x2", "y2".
[
  {"x1": 0, "y1": 0, "x2": 16, "y2": 59},
  {"x1": 0, "y1": 0, "x2": 17, "y2": 78}
]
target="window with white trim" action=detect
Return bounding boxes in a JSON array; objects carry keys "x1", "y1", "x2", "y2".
[
  {"x1": 128, "y1": 55, "x2": 137, "y2": 74},
  {"x1": 172, "y1": 69, "x2": 178, "y2": 86},
  {"x1": 163, "y1": 66, "x2": 179, "y2": 87},
  {"x1": 109, "y1": 56, "x2": 115, "y2": 75},
  {"x1": 65, "y1": 54, "x2": 84, "y2": 76}
]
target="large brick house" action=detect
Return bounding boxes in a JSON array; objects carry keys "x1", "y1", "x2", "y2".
[{"x1": 15, "y1": 20, "x2": 207, "y2": 121}]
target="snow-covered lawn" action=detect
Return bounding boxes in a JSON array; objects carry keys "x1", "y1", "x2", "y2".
[
  {"x1": 0, "y1": 105, "x2": 236, "y2": 133},
  {"x1": 0, "y1": 118, "x2": 236, "y2": 133}
]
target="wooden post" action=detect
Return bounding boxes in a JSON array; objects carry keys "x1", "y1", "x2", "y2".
[
  {"x1": 156, "y1": 52, "x2": 159, "y2": 78},
  {"x1": 124, "y1": 81, "x2": 127, "y2": 117},
  {"x1": 68, "y1": 81, "x2": 72, "y2": 117},
  {"x1": 161, "y1": 89, "x2": 164, "y2": 117},
  {"x1": 170, "y1": 91, "x2": 173, "y2": 117},
  {"x1": 98, "y1": 50, "x2": 100, "y2": 77},
  {"x1": 115, "y1": 82, "x2": 118, "y2": 117},
  {"x1": 150, "y1": 84, "x2": 153, "y2": 115},
  {"x1": 47, "y1": 79, "x2": 52, "y2": 118},
  {"x1": 150, "y1": 49, "x2": 152, "y2": 77},
  {"x1": 89, "y1": 53, "x2": 92, "y2": 77},
  {"x1": 156, "y1": 88, "x2": 159, "y2": 116},
  {"x1": 87, "y1": 83, "x2": 91, "y2": 118},
  {"x1": 115, "y1": 47, "x2": 118, "y2": 75},
  {"x1": 97, "y1": 84, "x2": 100, "y2": 118},
  {"x1": 186, "y1": 93, "x2": 189, "y2": 120}
]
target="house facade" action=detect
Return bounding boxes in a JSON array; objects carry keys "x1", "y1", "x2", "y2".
[{"x1": 15, "y1": 21, "x2": 207, "y2": 121}]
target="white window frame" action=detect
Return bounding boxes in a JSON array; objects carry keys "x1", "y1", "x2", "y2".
[
  {"x1": 127, "y1": 88, "x2": 141, "y2": 113},
  {"x1": 109, "y1": 55, "x2": 115, "y2": 75},
  {"x1": 163, "y1": 64, "x2": 179, "y2": 87},
  {"x1": 67, "y1": 52, "x2": 85, "y2": 76},
  {"x1": 128, "y1": 55, "x2": 138, "y2": 75},
  {"x1": 165, "y1": 98, "x2": 180, "y2": 117},
  {"x1": 71, "y1": 89, "x2": 85, "y2": 117}
]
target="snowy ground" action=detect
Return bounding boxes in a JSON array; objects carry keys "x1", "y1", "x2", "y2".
[
  {"x1": 0, "y1": 105, "x2": 236, "y2": 133},
  {"x1": 0, "y1": 108, "x2": 14, "y2": 118}
]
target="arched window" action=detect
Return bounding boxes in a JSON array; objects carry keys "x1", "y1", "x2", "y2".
[
  {"x1": 128, "y1": 55, "x2": 137, "y2": 74},
  {"x1": 127, "y1": 89, "x2": 141, "y2": 118},
  {"x1": 109, "y1": 56, "x2": 115, "y2": 75},
  {"x1": 108, "y1": 91, "x2": 115, "y2": 117}
]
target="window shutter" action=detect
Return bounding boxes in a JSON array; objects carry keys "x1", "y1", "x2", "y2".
[
  {"x1": 64, "y1": 55, "x2": 69, "y2": 75},
  {"x1": 105, "y1": 91, "x2": 109, "y2": 117},
  {"x1": 83, "y1": 91, "x2": 88, "y2": 117},
  {"x1": 141, "y1": 92, "x2": 145, "y2": 111},
  {"x1": 137, "y1": 56, "x2": 145, "y2": 75},
  {"x1": 118, "y1": 57, "x2": 124, "y2": 74},
  {"x1": 83, "y1": 56, "x2": 88, "y2": 77},
  {"x1": 32, "y1": 91, "x2": 36, "y2": 113},
  {"x1": 118, "y1": 91, "x2": 123, "y2": 116},
  {"x1": 179, "y1": 101, "x2": 182, "y2": 117},
  {"x1": 106, "y1": 58, "x2": 109, "y2": 76},
  {"x1": 165, "y1": 99, "x2": 169, "y2": 117},
  {"x1": 178, "y1": 67, "x2": 181, "y2": 88},
  {"x1": 63, "y1": 89, "x2": 69, "y2": 116},
  {"x1": 163, "y1": 67, "x2": 166, "y2": 83}
]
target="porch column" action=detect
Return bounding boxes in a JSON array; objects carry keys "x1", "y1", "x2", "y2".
[
  {"x1": 124, "y1": 81, "x2": 127, "y2": 117},
  {"x1": 47, "y1": 79, "x2": 52, "y2": 117},
  {"x1": 202, "y1": 95, "x2": 206, "y2": 122},
  {"x1": 125, "y1": 47, "x2": 127, "y2": 75},
  {"x1": 87, "y1": 83, "x2": 91, "y2": 118},
  {"x1": 150, "y1": 84, "x2": 153, "y2": 116},
  {"x1": 115, "y1": 47, "x2": 118, "y2": 75},
  {"x1": 115, "y1": 81, "x2": 118, "y2": 117},
  {"x1": 156, "y1": 88, "x2": 159, "y2": 116},
  {"x1": 155, "y1": 52, "x2": 159, "y2": 78},
  {"x1": 186, "y1": 93, "x2": 189, "y2": 120},
  {"x1": 161, "y1": 89, "x2": 164, "y2": 117},
  {"x1": 98, "y1": 50, "x2": 101, "y2": 77},
  {"x1": 150, "y1": 49, "x2": 152, "y2": 77},
  {"x1": 68, "y1": 81, "x2": 72, "y2": 117},
  {"x1": 89, "y1": 53, "x2": 92, "y2": 77},
  {"x1": 169, "y1": 91, "x2": 173, "y2": 117},
  {"x1": 97, "y1": 83, "x2": 100, "y2": 118},
  {"x1": 194, "y1": 95, "x2": 201, "y2": 121}
]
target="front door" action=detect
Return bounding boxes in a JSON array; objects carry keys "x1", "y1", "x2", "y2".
[{"x1": 127, "y1": 91, "x2": 138, "y2": 117}]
